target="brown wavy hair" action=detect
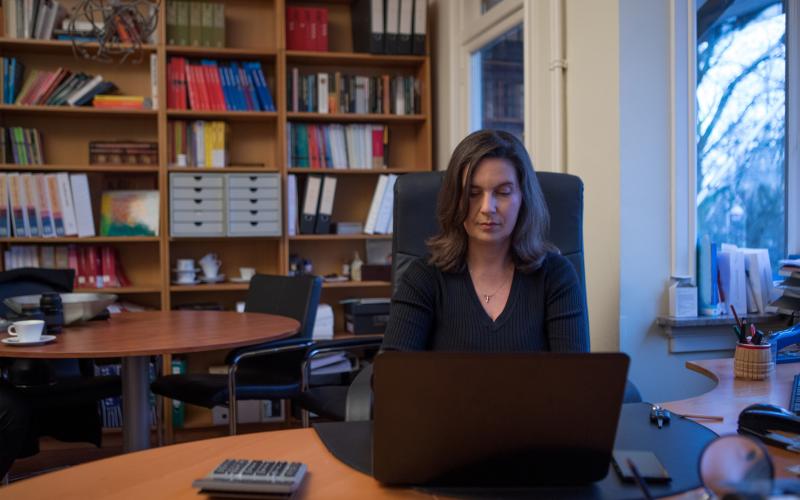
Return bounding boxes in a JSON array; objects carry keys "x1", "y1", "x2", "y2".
[{"x1": 427, "y1": 130, "x2": 555, "y2": 273}]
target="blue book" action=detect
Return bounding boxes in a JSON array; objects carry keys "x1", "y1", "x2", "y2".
[
  {"x1": 228, "y1": 62, "x2": 247, "y2": 111},
  {"x1": 244, "y1": 62, "x2": 275, "y2": 111},
  {"x1": 697, "y1": 235, "x2": 719, "y2": 316},
  {"x1": 323, "y1": 125, "x2": 332, "y2": 167},
  {"x1": 243, "y1": 69, "x2": 262, "y2": 111},
  {"x1": 219, "y1": 65, "x2": 234, "y2": 110}
]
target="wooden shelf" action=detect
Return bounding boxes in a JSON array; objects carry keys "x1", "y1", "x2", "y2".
[
  {"x1": 168, "y1": 166, "x2": 278, "y2": 173},
  {"x1": 169, "y1": 236, "x2": 282, "y2": 242},
  {"x1": 0, "y1": 237, "x2": 160, "y2": 243},
  {"x1": 289, "y1": 234, "x2": 391, "y2": 241},
  {"x1": 286, "y1": 112, "x2": 426, "y2": 123},
  {"x1": 0, "y1": 163, "x2": 159, "y2": 173},
  {"x1": 287, "y1": 167, "x2": 423, "y2": 174},
  {"x1": 0, "y1": 37, "x2": 157, "y2": 54},
  {"x1": 286, "y1": 50, "x2": 426, "y2": 67},
  {"x1": 167, "y1": 110, "x2": 278, "y2": 121},
  {"x1": 170, "y1": 283, "x2": 250, "y2": 292},
  {"x1": 166, "y1": 45, "x2": 277, "y2": 59},
  {"x1": 322, "y1": 280, "x2": 391, "y2": 288},
  {"x1": 75, "y1": 286, "x2": 162, "y2": 294},
  {"x1": 0, "y1": 104, "x2": 157, "y2": 117}
]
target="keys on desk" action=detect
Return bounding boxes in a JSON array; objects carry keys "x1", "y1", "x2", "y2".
[
  {"x1": 649, "y1": 405, "x2": 671, "y2": 429},
  {"x1": 193, "y1": 459, "x2": 307, "y2": 497},
  {"x1": 790, "y1": 374, "x2": 800, "y2": 416}
]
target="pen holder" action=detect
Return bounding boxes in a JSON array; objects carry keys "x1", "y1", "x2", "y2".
[{"x1": 734, "y1": 342, "x2": 775, "y2": 380}]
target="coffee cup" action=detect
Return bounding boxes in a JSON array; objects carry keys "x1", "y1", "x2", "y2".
[
  {"x1": 201, "y1": 260, "x2": 221, "y2": 279},
  {"x1": 8, "y1": 320, "x2": 45, "y2": 342},
  {"x1": 239, "y1": 267, "x2": 256, "y2": 280},
  {"x1": 177, "y1": 258, "x2": 195, "y2": 271},
  {"x1": 199, "y1": 253, "x2": 220, "y2": 267},
  {"x1": 176, "y1": 270, "x2": 197, "y2": 283}
]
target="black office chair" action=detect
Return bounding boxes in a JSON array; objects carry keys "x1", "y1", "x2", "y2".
[
  {"x1": 0, "y1": 268, "x2": 122, "y2": 459},
  {"x1": 150, "y1": 274, "x2": 323, "y2": 435}
]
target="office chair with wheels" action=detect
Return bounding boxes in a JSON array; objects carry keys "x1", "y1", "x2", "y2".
[
  {"x1": 0, "y1": 268, "x2": 122, "y2": 459},
  {"x1": 150, "y1": 274, "x2": 323, "y2": 435}
]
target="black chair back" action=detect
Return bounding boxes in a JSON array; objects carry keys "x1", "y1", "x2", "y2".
[
  {"x1": 391, "y1": 171, "x2": 586, "y2": 297},
  {"x1": 244, "y1": 274, "x2": 323, "y2": 340}
]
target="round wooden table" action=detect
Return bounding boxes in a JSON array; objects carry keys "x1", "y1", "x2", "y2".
[{"x1": 0, "y1": 311, "x2": 299, "y2": 452}]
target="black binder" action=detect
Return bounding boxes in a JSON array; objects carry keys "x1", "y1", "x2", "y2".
[
  {"x1": 314, "y1": 176, "x2": 337, "y2": 234},
  {"x1": 411, "y1": 0, "x2": 427, "y2": 55},
  {"x1": 384, "y1": 0, "x2": 400, "y2": 54},
  {"x1": 397, "y1": 0, "x2": 413, "y2": 54},
  {"x1": 300, "y1": 175, "x2": 322, "y2": 234},
  {"x1": 351, "y1": 0, "x2": 385, "y2": 54}
]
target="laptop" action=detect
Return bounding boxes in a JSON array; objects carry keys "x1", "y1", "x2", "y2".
[{"x1": 372, "y1": 351, "x2": 630, "y2": 486}]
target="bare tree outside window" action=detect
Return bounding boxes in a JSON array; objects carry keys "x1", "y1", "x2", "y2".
[{"x1": 696, "y1": 0, "x2": 786, "y2": 273}]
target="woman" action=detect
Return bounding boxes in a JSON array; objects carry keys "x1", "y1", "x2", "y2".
[{"x1": 382, "y1": 129, "x2": 589, "y2": 352}]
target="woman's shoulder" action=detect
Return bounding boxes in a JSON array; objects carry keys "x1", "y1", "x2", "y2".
[
  {"x1": 522, "y1": 251, "x2": 577, "y2": 278},
  {"x1": 402, "y1": 255, "x2": 441, "y2": 280}
]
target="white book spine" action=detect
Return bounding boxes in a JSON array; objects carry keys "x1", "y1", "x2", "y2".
[
  {"x1": 364, "y1": 174, "x2": 388, "y2": 234},
  {"x1": 373, "y1": 174, "x2": 396, "y2": 234},
  {"x1": 287, "y1": 174, "x2": 298, "y2": 236},
  {"x1": 318, "y1": 72, "x2": 329, "y2": 114},
  {"x1": 150, "y1": 53, "x2": 159, "y2": 109},
  {"x1": 66, "y1": 75, "x2": 103, "y2": 106},
  {"x1": 70, "y1": 173, "x2": 96, "y2": 237},
  {"x1": 56, "y1": 172, "x2": 78, "y2": 235}
]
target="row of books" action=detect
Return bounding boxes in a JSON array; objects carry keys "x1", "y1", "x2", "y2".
[
  {"x1": 90, "y1": 141, "x2": 158, "y2": 166},
  {"x1": 287, "y1": 70, "x2": 420, "y2": 115},
  {"x1": 352, "y1": 0, "x2": 427, "y2": 55},
  {"x1": 2, "y1": 58, "x2": 119, "y2": 106},
  {"x1": 166, "y1": 0, "x2": 225, "y2": 48},
  {"x1": 1, "y1": 126, "x2": 44, "y2": 164},
  {"x1": 0, "y1": 172, "x2": 95, "y2": 238},
  {"x1": 96, "y1": 363, "x2": 157, "y2": 429},
  {"x1": 3, "y1": 244, "x2": 132, "y2": 289},
  {"x1": 285, "y1": 7, "x2": 329, "y2": 52},
  {"x1": 2, "y1": 0, "x2": 67, "y2": 40},
  {"x1": 167, "y1": 120, "x2": 229, "y2": 168},
  {"x1": 167, "y1": 57, "x2": 275, "y2": 111},
  {"x1": 287, "y1": 123, "x2": 388, "y2": 169}
]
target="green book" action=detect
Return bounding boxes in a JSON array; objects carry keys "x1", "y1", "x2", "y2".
[
  {"x1": 201, "y1": 1, "x2": 214, "y2": 47},
  {"x1": 171, "y1": 358, "x2": 186, "y2": 427},
  {"x1": 189, "y1": 0, "x2": 203, "y2": 47},
  {"x1": 166, "y1": 1, "x2": 177, "y2": 45},
  {"x1": 212, "y1": 1, "x2": 225, "y2": 48},
  {"x1": 175, "y1": 1, "x2": 189, "y2": 46}
]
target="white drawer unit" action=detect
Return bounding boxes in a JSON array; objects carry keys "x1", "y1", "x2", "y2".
[
  {"x1": 170, "y1": 173, "x2": 282, "y2": 237},
  {"x1": 171, "y1": 173, "x2": 226, "y2": 237}
]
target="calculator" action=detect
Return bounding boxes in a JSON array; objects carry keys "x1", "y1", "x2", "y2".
[{"x1": 192, "y1": 459, "x2": 307, "y2": 497}]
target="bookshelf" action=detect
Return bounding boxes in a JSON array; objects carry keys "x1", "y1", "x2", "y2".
[{"x1": 0, "y1": 0, "x2": 431, "y2": 434}]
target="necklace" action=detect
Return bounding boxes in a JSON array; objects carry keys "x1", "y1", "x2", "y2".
[{"x1": 476, "y1": 270, "x2": 513, "y2": 304}]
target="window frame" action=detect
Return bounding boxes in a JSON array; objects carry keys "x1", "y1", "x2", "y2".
[{"x1": 670, "y1": 0, "x2": 800, "y2": 279}]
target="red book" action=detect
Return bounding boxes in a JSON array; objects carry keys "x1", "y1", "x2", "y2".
[
  {"x1": 175, "y1": 58, "x2": 188, "y2": 110},
  {"x1": 195, "y1": 64, "x2": 211, "y2": 111},
  {"x1": 113, "y1": 247, "x2": 131, "y2": 287},
  {"x1": 67, "y1": 245, "x2": 80, "y2": 289},
  {"x1": 206, "y1": 65, "x2": 225, "y2": 110},
  {"x1": 167, "y1": 59, "x2": 177, "y2": 108},
  {"x1": 308, "y1": 125, "x2": 319, "y2": 168},
  {"x1": 184, "y1": 59, "x2": 199, "y2": 110},
  {"x1": 308, "y1": 8, "x2": 319, "y2": 51},
  {"x1": 286, "y1": 7, "x2": 298, "y2": 50},
  {"x1": 297, "y1": 7, "x2": 309, "y2": 51},
  {"x1": 20, "y1": 72, "x2": 51, "y2": 105},
  {"x1": 319, "y1": 8, "x2": 329, "y2": 51},
  {"x1": 35, "y1": 69, "x2": 69, "y2": 105},
  {"x1": 87, "y1": 245, "x2": 101, "y2": 288},
  {"x1": 372, "y1": 125, "x2": 383, "y2": 168},
  {"x1": 101, "y1": 245, "x2": 116, "y2": 287}
]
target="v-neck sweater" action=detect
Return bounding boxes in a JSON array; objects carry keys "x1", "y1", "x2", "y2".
[{"x1": 381, "y1": 252, "x2": 590, "y2": 353}]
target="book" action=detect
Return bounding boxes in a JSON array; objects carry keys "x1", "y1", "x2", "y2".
[
  {"x1": 70, "y1": 173, "x2": 96, "y2": 237},
  {"x1": 0, "y1": 173, "x2": 9, "y2": 237},
  {"x1": 364, "y1": 174, "x2": 389, "y2": 234},
  {"x1": 100, "y1": 190, "x2": 159, "y2": 236},
  {"x1": 56, "y1": 172, "x2": 78, "y2": 236}
]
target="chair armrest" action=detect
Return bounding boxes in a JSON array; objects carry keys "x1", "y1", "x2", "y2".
[
  {"x1": 345, "y1": 363, "x2": 374, "y2": 422},
  {"x1": 225, "y1": 338, "x2": 314, "y2": 368},
  {"x1": 300, "y1": 336, "x2": 383, "y2": 391}
]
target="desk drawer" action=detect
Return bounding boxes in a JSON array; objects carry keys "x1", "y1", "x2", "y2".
[
  {"x1": 228, "y1": 209, "x2": 280, "y2": 223},
  {"x1": 172, "y1": 210, "x2": 224, "y2": 223},
  {"x1": 229, "y1": 198, "x2": 280, "y2": 211},
  {"x1": 171, "y1": 187, "x2": 224, "y2": 200},
  {"x1": 170, "y1": 174, "x2": 224, "y2": 188},
  {"x1": 172, "y1": 199, "x2": 224, "y2": 211},
  {"x1": 228, "y1": 187, "x2": 279, "y2": 200},
  {"x1": 228, "y1": 220, "x2": 281, "y2": 236},
  {"x1": 228, "y1": 174, "x2": 280, "y2": 189},
  {"x1": 172, "y1": 221, "x2": 225, "y2": 236}
]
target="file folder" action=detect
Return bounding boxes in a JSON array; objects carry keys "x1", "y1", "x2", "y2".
[
  {"x1": 411, "y1": 0, "x2": 427, "y2": 55},
  {"x1": 315, "y1": 176, "x2": 337, "y2": 234},
  {"x1": 384, "y1": 0, "x2": 400, "y2": 54},
  {"x1": 352, "y1": 0, "x2": 385, "y2": 54},
  {"x1": 397, "y1": 0, "x2": 413, "y2": 54},
  {"x1": 300, "y1": 175, "x2": 322, "y2": 234}
]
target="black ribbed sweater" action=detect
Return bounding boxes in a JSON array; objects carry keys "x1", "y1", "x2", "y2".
[{"x1": 381, "y1": 253, "x2": 590, "y2": 352}]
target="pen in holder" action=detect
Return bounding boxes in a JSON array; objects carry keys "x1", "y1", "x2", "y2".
[{"x1": 734, "y1": 342, "x2": 775, "y2": 380}]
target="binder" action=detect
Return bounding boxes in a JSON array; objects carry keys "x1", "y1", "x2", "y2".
[
  {"x1": 352, "y1": 0, "x2": 384, "y2": 54},
  {"x1": 70, "y1": 173, "x2": 96, "y2": 237},
  {"x1": 287, "y1": 174, "x2": 298, "y2": 236},
  {"x1": 300, "y1": 175, "x2": 322, "y2": 234},
  {"x1": 411, "y1": 0, "x2": 427, "y2": 55},
  {"x1": 315, "y1": 176, "x2": 337, "y2": 234},
  {"x1": 56, "y1": 172, "x2": 78, "y2": 236},
  {"x1": 364, "y1": 174, "x2": 389, "y2": 234},
  {"x1": 374, "y1": 174, "x2": 396, "y2": 234},
  {"x1": 7, "y1": 173, "x2": 27, "y2": 237},
  {"x1": 398, "y1": 0, "x2": 413, "y2": 54},
  {"x1": 0, "y1": 174, "x2": 9, "y2": 237},
  {"x1": 384, "y1": 0, "x2": 400, "y2": 54},
  {"x1": 20, "y1": 173, "x2": 40, "y2": 236}
]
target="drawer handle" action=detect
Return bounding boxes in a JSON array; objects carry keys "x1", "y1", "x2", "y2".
[
  {"x1": 194, "y1": 222, "x2": 203, "y2": 227},
  {"x1": 193, "y1": 176, "x2": 202, "y2": 181},
  {"x1": 194, "y1": 187, "x2": 202, "y2": 193},
  {"x1": 193, "y1": 199, "x2": 202, "y2": 204},
  {"x1": 250, "y1": 222, "x2": 258, "y2": 227},
  {"x1": 249, "y1": 187, "x2": 258, "y2": 193},
  {"x1": 249, "y1": 199, "x2": 257, "y2": 204},
  {"x1": 250, "y1": 210, "x2": 257, "y2": 215},
  {"x1": 249, "y1": 176, "x2": 257, "y2": 181}
]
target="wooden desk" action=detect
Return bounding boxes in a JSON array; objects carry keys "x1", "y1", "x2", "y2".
[
  {"x1": 2, "y1": 358, "x2": 799, "y2": 498},
  {"x1": 0, "y1": 311, "x2": 299, "y2": 452}
]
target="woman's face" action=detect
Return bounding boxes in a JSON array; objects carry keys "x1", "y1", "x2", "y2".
[{"x1": 462, "y1": 158, "x2": 522, "y2": 247}]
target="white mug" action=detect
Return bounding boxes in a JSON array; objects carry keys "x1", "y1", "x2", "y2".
[
  {"x1": 8, "y1": 320, "x2": 45, "y2": 342},
  {"x1": 239, "y1": 267, "x2": 256, "y2": 280},
  {"x1": 176, "y1": 258, "x2": 195, "y2": 271},
  {"x1": 176, "y1": 270, "x2": 197, "y2": 283},
  {"x1": 199, "y1": 253, "x2": 220, "y2": 267},
  {"x1": 201, "y1": 260, "x2": 221, "y2": 279}
]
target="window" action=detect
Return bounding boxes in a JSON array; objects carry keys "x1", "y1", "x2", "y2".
[
  {"x1": 469, "y1": 24, "x2": 524, "y2": 141},
  {"x1": 695, "y1": 0, "x2": 786, "y2": 272}
]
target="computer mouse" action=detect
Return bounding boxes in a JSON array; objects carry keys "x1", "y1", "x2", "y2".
[{"x1": 741, "y1": 403, "x2": 793, "y2": 416}]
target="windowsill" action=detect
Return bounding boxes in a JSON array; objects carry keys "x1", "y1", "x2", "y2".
[{"x1": 656, "y1": 313, "x2": 786, "y2": 353}]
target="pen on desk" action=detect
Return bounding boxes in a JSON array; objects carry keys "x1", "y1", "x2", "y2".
[
  {"x1": 730, "y1": 304, "x2": 743, "y2": 331},
  {"x1": 626, "y1": 458, "x2": 655, "y2": 500},
  {"x1": 734, "y1": 326, "x2": 745, "y2": 343},
  {"x1": 678, "y1": 413, "x2": 724, "y2": 422}
]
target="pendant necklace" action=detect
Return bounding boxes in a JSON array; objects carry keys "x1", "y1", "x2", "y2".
[{"x1": 479, "y1": 270, "x2": 513, "y2": 304}]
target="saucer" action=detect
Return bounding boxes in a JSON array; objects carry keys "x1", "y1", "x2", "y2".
[
  {"x1": 229, "y1": 277, "x2": 252, "y2": 283},
  {"x1": 173, "y1": 268, "x2": 201, "y2": 272},
  {"x1": 200, "y1": 274, "x2": 226, "y2": 283},
  {"x1": 172, "y1": 279, "x2": 202, "y2": 286},
  {"x1": 2, "y1": 335, "x2": 57, "y2": 346}
]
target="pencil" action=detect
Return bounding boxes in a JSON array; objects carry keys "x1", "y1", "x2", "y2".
[
  {"x1": 627, "y1": 458, "x2": 654, "y2": 500},
  {"x1": 679, "y1": 414, "x2": 724, "y2": 421}
]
